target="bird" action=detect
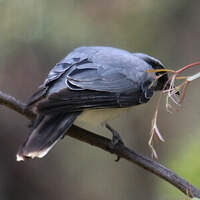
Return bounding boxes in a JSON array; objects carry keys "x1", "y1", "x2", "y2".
[{"x1": 16, "y1": 46, "x2": 168, "y2": 161}]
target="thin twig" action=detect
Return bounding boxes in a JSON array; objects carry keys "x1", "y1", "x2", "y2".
[{"x1": 0, "y1": 90, "x2": 200, "y2": 198}]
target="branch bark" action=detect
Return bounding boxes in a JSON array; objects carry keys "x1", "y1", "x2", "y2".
[{"x1": 0, "y1": 90, "x2": 199, "y2": 198}]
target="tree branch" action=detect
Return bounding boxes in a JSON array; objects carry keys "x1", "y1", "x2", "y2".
[
  {"x1": 0, "y1": 91, "x2": 36, "y2": 119},
  {"x1": 0, "y1": 90, "x2": 199, "y2": 198}
]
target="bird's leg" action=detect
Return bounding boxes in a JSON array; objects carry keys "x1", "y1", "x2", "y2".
[
  {"x1": 105, "y1": 123, "x2": 124, "y2": 147},
  {"x1": 105, "y1": 123, "x2": 124, "y2": 162}
]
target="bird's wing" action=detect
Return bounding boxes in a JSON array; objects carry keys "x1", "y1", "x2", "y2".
[
  {"x1": 27, "y1": 51, "x2": 90, "y2": 106},
  {"x1": 65, "y1": 62, "x2": 139, "y2": 93},
  {"x1": 44, "y1": 51, "x2": 90, "y2": 86},
  {"x1": 36, "y1": 61, "x2": 154, "y2": 114},
  {"x1": 36, "y1": 89, "x2": 151, "y2": 115}
]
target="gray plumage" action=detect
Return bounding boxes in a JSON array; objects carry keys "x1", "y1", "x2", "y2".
[{"x1": 17, "y1": 46, "x2": 168, "y2": 161}]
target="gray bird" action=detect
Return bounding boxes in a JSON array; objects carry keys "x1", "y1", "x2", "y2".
[{"x1": 16, "y1": 46, "x2": 168, "y2": 161}]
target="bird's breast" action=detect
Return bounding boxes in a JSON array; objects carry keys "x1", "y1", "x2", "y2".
[{"x1": 73, "y1": 107, "x2": 129, "y2": 133}]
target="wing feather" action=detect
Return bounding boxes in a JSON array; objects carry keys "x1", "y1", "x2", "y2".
[
  {"x1": 36, "y1": 89, "x2": 151, "y2": 115},
  {"x1": 66, "y1": 62, "x2": 138, "y2": 93}
]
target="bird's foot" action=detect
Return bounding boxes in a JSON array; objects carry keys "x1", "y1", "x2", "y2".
[
  {"x1": 105, "y1": 123, "x2": 124, "y2": 161},
  {"x1": 105, "y1": 123, "x2": 124, "y2": 146}
]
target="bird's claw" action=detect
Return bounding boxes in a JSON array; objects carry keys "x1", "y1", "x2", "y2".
[
  {"x1": 115, "y1": 155, "x2": 121, "y2": 162},
  {"x1": 105, "y1": 124, "x2": 124, "y2": 161},
  {"x1": 105, "y1": 123, "x2": 124, "y2": 148}
]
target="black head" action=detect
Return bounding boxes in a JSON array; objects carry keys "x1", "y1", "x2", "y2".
[{"x1": 133, "y1": 53, "x2": 169, "y2": 91}]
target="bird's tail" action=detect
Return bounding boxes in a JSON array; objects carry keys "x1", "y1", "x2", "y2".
[{"x1": 17, "y1": 112, "x2": 80, "y2": 161}]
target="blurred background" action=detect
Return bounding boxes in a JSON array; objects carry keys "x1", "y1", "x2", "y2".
[{"x1": 0, "y1": 0, "x2": 200, "y2": 199}]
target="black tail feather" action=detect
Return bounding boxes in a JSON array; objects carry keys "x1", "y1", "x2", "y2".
[{"x1": 17, "y1": 112, "x2": 80, "y2": 161}]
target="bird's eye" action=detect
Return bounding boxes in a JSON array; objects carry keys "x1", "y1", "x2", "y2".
[{"x1": 155, "y1": 72, "x2": 160, "y2": 76}]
